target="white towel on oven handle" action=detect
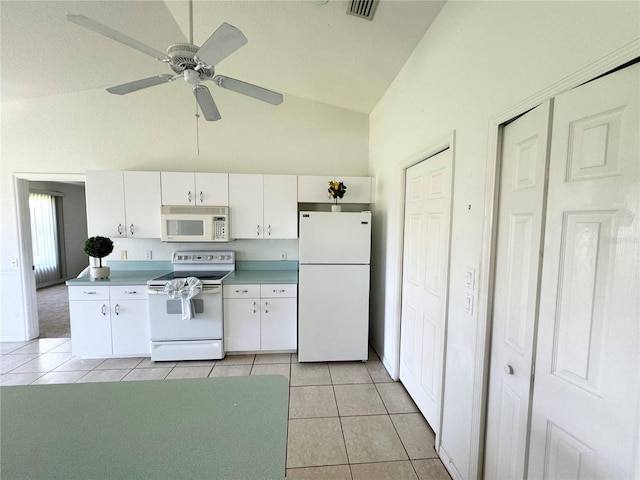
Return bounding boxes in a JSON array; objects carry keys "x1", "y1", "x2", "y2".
[{"x1": 163, "y1": 277, "x2": 202, "y2": 320}]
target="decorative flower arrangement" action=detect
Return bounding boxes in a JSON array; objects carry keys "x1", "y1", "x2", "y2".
[{"x1": 328, "y1": 181, "x2": 347, "y2": 204}]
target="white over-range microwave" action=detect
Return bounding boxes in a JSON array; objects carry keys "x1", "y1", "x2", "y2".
[{"x1": 161, "y1": 205, "x2": 230, "y2": 242}]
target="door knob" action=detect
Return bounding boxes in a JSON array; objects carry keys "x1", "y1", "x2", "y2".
[{"x1": 504, "y1": 364, "x2": 514, "y2": 375}]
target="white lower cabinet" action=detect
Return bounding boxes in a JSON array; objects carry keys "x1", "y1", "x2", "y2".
[
  {"x1": 68, "y1": 285, "x2": 150, "y2": 357},
  {"x1": 223, "y1": 284, "x2": 297, "y2": 352}
]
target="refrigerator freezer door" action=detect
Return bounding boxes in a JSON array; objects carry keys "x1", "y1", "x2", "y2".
[
  {"x1": 298, "y1": 264, "x2": 370, "y2": 362},
  {"x1": 299, "y1": 211, "x2": 371, "y2": 264}
]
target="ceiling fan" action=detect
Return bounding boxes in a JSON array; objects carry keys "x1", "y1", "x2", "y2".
[{"x1": 66, "y1": 3, "x2": 283, "y2": 121}]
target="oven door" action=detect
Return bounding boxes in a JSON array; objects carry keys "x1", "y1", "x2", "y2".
[{"x1": 148, "y1": 285, "x2": 222, "y2": 341}]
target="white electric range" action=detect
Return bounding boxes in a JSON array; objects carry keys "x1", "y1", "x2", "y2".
[{"x1": 147, "y1": 251, "x2": 235, "y2": 361}]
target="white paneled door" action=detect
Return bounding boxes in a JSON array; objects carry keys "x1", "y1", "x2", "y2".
[
  {"x1": 399, "y1": 149, "x2": 452, "y2": 435},
  {"x1": 484, "y1": 101, "x2": 552, "y2": 479},
  {"x1": 528, "y1": 64, "x2": 639, "y2": 478}
]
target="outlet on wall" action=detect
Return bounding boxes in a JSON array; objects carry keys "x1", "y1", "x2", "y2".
[
  {"x1": 145, "y1": 251, "x2": 152, "y2": 260},
  {"x1": 120, "y1": 250, "x2": 127, "y2": 260},
  {"x1": 280, "y1": 251, "x2": 287, "y2": 260}
]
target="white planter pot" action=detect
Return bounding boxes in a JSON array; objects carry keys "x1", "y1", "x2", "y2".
[
  {"x1": 331, "y1": 204, "x2": 342, "y2": 212},
  {"x1": 90, "y1": 266, "x2": 110, "y2": 280}
]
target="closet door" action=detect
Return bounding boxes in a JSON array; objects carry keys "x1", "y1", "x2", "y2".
[
  {"x1": 399, "y1": 148, "x2": 453, "y2": 435},
  {"x1": 528, "y1": 64, "x2": 639, "y2": 479},
  {"x1": 484, "y1": 100, "x2": 552, "y2": 479}
]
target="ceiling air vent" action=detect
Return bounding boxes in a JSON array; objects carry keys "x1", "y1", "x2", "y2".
[{"x1": 347, "y1": 0, "x2": 378, "y2": 21}]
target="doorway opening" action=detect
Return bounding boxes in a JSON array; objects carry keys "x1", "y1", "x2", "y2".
[{"x1": 15, "y1": 174, "x2": 87, "y2": 339}]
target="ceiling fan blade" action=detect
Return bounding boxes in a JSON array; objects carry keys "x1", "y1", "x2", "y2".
[
  {"x1": 106, "y1": 75, "x2": 174, "y2": 95},
  {"x1": 66, "y1": 14, "x2": 169, "y2": 62},
  {"x1": 213, "y1": 75, "x2": 283, "y2": 106},
  {"x1": 195, "y1": 23, "x2": 248, "y2": 67},
  {"x1": 193, "y1": 85, "x2": 221, "y2": 121}
]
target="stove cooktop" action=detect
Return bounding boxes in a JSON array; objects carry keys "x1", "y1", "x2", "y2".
[{"x1": 150, "y1": 270, "x2": 231, "y2": 283}]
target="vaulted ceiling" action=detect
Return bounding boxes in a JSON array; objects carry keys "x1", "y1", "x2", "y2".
[{"x1": 0, "y1": 0, "x2": 445, "y2": 114}]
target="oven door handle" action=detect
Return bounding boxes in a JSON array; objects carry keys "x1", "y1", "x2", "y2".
[
  {"x1": 147, "y1": 285, "x2": 221, "y2": 295},
  {"x1": 198, "y1": 286, "x2": 222, "y2": 295}
]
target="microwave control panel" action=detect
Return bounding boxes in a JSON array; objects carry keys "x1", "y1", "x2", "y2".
[{"x1": 213, "y1": 216, "x2": 229, "y2": 241}]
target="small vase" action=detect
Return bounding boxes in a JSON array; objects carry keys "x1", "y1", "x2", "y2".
[
  {"x1": 331, "y1": 204, "x2": 342, "y2": 212},
  {"x1": 90, "y1": 266, "x2": 110, "y2": 280}
]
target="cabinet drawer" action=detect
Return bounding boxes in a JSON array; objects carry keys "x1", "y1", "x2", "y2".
[
  {"x1": 260, "y1": 284, "x2": 297, "y2": 298},
  {"x1": 68, "y1": 286, "x2": 110, "y2": 301},
  {"x1": 223, "y1": 284, "x2": 260, "y2": 298},
  {"x1": 110, "y1": 285, "x2": 148, "y2": 300}
]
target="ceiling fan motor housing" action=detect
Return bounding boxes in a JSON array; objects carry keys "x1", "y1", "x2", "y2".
[{"x1": 167, "y1": 43, "x2": 214, "y2": 80}]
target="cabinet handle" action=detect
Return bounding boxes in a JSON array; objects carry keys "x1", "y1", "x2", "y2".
[
  {"x1": 235, "y1": 289, "x2": 248, "y2": 293},
  {"x1": 256, "y1": 224, "x2": 260, "y2": 237},
  {"x1": 188, "y1": 191, "x2": 192, "y2": 203},
  {"x1": 267, "y1": 224, "x2": 271, "y2": 236},
  {"x1": 273, "y1": 289, "x2": 286, "y2": 293},
  {"x1": 199, "y1": 191, "x2": 204, "y2": 203},
  {"x1": 252, "y1": 301, "x2": 256, "y2": 314},
  {"x1": 101, "y1": 304, "x2": 107, "y2": 316},
  {"x1": 114, "y1": 304, "x2": 120, "y2": 315},
  {"x1": 264, "y1": 301, "x2": 269, "y2": 314},
  {"x1": 123, "y1": 291, "x2": 137, "y2": 295},
  {"x1": 83, "y1": 291, "x2": 97, "y2": 295},
  {"x1": 129, "y1": 224, "x2": 134, "y2": 235},
  {"x1": 117, "y1": 223, "x2": 123, "y2": 235}
]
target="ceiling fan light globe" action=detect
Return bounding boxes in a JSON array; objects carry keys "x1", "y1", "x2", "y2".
[{"x1": 183, "y1": 69, "x2": 201, "y2": 87}]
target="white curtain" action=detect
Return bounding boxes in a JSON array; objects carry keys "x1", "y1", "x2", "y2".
[{"x1": 29, "y1": 192, "x2": 61, "y2": 286}]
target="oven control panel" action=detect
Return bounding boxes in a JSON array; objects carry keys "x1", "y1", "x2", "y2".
[{"x1": 172, "y1": 251, "x2": 235, "y2": 265}]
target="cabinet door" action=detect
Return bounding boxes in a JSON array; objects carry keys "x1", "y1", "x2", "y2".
[
  {"x1": 195, "y1": 173, "x2": 229, "y2": 206},
  {"x1": 263, "y1": 175, "x2": 298, "y2": 239},
  {"x1": 123, "y1": 171, "x2": 161, "y2": 238},
  {"x1": 86, "y1": 171, "x2": 126, "y2": 237},
  {"x1": 229, "y1": 174, "x2": 264, "y2": 239},
  {"x1": 297, "y1": 175, "x2": 374, "y2": 204},
  {"x1": 161, "y1": 172, "x2": 195, "y2": 205},
  {"x1": 111, "y1": 299, "x2": 150, "y2": 356},
  {"x1": 261, "y1": 297, "x2": 297, "y2": 351},
  {"x1": 223, "y1": 298, "x2": 261, "y2": 351},
  {"x1": 69, "y1": 300, "x2": 113, "y2": 357}
]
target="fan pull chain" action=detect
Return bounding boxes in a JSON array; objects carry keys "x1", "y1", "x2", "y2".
[{"x1": 195, "y1": 98, "x2": 200, "y2": 156}]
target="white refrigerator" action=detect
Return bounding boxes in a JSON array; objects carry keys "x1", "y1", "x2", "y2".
[{"x1": 298, "y1": 211, "x2": 371, "y2": 362}]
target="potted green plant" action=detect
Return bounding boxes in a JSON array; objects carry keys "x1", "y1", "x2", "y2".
[{"x1": 83, "y1": 236, "x2": 114, "y2": 280}]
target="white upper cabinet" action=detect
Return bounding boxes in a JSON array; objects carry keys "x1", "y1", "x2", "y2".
[
  {"x1": 229, "y1": 174, "x2": 297, "y2": 239},
  {"x1": 264, "y1": 175, "x2": 298, "y2": 239},
  {"x1": 297, "y1": 175, "x2": 375, "y2": 204},
  {"x1": 123, "y1": 171, "x2": 162, "y2": 238},
  {"x1": 86, "y1": 171, "x2": 161, "y2": 238},
  {"x1": 161, "y1": 172, "x2": 228, "y2": 206},
  {"x1": 229, "y1": 174, "x2": 263, "y2": 239}
]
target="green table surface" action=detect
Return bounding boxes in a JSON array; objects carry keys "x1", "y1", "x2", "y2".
[{"x1": 1, "y1": 375, "x2": 288, "y2": 480}]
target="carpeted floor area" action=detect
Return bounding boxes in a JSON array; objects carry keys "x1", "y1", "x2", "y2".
[{"x1": 37, "y1": 283, "x2": 70, "y2": 338}]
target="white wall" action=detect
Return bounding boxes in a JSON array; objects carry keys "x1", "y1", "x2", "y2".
[
  {"x1": 0, "y1": 86, "x2": 368, "y2": 340},
  {"x1": 368, "y1": 1, "x2": 639, "y2": 478}
]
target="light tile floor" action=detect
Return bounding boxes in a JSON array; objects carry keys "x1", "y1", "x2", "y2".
[{"x1": 0, "y1": 338, "x2": 451, "y2": 480}]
